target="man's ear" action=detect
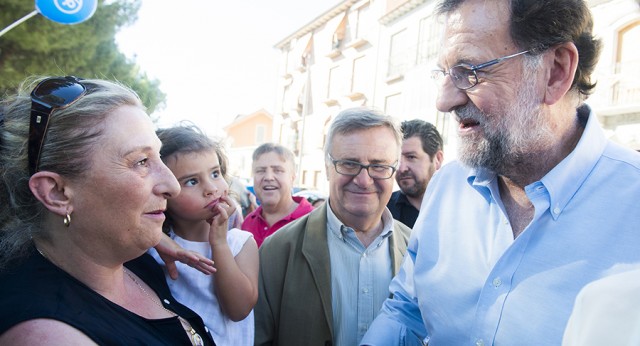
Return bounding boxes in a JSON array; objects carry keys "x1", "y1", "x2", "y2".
[
  {"x1": 434, "y1": 150, "x2": 444, "y2": 170},
  {"x1": 28, "y1": 172, "x2": 72, "y2": 217},
  {"x1": 544, "y1": 42, "x2": 579, "y2": 105}
]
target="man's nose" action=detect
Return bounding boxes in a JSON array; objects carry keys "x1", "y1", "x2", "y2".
[
  {"x1": 398, "y1": 159, "x2": 409, "y2": 172},
  {"x1": 435, "y1": 75, "x2": 470, "y2": 113},
  {"x1": 353, "y1": 166, "x2": 374, "y2": 185},
  {"x1": 263, "y1": 169, "x2": 275, "y2": 179}
]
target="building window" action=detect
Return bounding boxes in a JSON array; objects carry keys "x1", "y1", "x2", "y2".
[
  {"x1": 388, "y1": 29, "x2": 411, "y2": 77},
  {"x1": 301, "y1": 35, "x2": 314, "y2": 69},
  {"x1": 327, "y1": 65, "x2": 343, "y2": 100},
  {"x1": 333, "y1": 12, "x2": 349, "y2": 50},
  {"x1": 613, "y1": 20, "x2": 640, "y2": 106},
  {"x1": 256, "y1": 124, "x2": 266, "y2": 143},
  {"x1": 353, "y1": 3, "x2": 370, "y2": 40},
  {"x1": 314, "y1": 171, "x2": 321, "y2": 188},
  {"x1": 284, "y1": 43, "x2": 293, "y2": 75},
  {"x1": 279, "y1": 122, "x2": 286, "y2": 144},
  {"x1": 384, "y1": 93, "x2": 402, "y2": 117},
  {"x1": 351, "y1": 55, "x2": 368, "y2": 94},
  {"x1": 281, "y1": 84, "x2": 290, "y2": 115},
  {"x1": 322, "y1": 115, "x2": 333, "y2": 150},
  {"x1": 434, "y1": 111, "x2": 450, "y2": 146},
  {"x1": 418, "y1": 15, "x2": 442, "y2": 65}
]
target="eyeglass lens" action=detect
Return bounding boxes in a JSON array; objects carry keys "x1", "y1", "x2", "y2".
[
  {"x1": 335, "y1": 161, "x2": 394, "y2": 179},
  {"x1": 32, "y1": 78, "x2": 86, "y2": 106},
  {"x1": 430, "y1": 66, "x2": 477, "y2": 90},
  {"x1": 450, "y1": 66, "x2": 477, "y2": 89}
]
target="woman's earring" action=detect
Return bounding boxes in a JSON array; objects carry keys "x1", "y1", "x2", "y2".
[{"x1": 63, "y1": 213, "x2": 72, "y2": 227}]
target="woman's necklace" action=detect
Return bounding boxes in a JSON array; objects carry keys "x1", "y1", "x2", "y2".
[{"x1": 124, "y1": 269, "x2": 205, "y2": 346}]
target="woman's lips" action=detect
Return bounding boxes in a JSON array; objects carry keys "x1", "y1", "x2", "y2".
[{"x1": 144, "y1": 209, "x2": 166, "y2": 221}]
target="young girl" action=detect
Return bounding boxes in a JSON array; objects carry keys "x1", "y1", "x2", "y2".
[{"x1": 150, "y1": 123, "x2": 259, "y2": 346}]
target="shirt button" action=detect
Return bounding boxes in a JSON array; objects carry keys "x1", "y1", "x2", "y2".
[
  {"x1": 476, "y1": 339, "x2": 484, "y2": 346},
  {"x1": 492, "y1": 278, "x2": 502, "y2": 288},
  {"x1": 363, "y1": 288, "x2": 369, "y2": 293},
  {"x1": 553, "y1": 207, "x2": 561, "y2": 215},
  {"x1": 264, "y1": 227, "x2": 268, "y2": 230},
  {"x1": 163, "y1": 299, "x2": 170, "y2": 304}
]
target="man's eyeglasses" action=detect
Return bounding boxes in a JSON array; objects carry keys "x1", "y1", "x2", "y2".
[
  {"x1": 29, "y1": 76, "x2": 86, "y2": 175},
  {"x1": 328, "y1": 154, "x2": 397, "y2": 180},
  {"x1": 431, "y1": 50, "x2": 529, "y2": 90}
]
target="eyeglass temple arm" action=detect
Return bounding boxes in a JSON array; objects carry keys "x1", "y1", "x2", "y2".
[
  {"x1": 28, "y1": 102, "x2": 53, "y2": 174},
  {"x1": 473, "y1": 50, "x2": 530, "y2": 70}
]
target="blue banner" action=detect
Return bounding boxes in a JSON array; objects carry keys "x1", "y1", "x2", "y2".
[{"x1": 35, "y1": 0, "x2": 97, "y2": 25}]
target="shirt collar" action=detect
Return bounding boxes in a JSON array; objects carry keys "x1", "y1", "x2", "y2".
[
  {"x1": 251, "y1": 195, "x2": 310, "y2": 221},
  {"x1": 540, "y1": 105, "x2": 606, "y2": 219},
  {"x1": 465, "y1": 105, "x2": 606, "y2": 219},
  {"x1": 326, "y1": 198, "x2": 394, "y2": 241},
  {"x1": 394, "y1": 191, "x2": 413, "y2": 206}
]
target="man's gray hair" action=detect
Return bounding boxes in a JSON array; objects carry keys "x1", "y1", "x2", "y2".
[
  {"x1": 324, "y1": 107, "x2": 402, "y2": 159},
  {"x1": 252, "y1": 142, "x2": 296, "y2": 171}
]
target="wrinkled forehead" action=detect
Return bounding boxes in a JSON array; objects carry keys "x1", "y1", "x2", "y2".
[
  {"x1": 332, "y1": 127, "x2": 400, "y2": 162},
  {"x1": 444, "y1": 0, "x2": 510, "y2": 39},
  {"x1": 253, "y1": 151, "x2": 294, "y2": 168},
  {"x1": 439, "y1": 0, "x2": 514, "y2": 64}
]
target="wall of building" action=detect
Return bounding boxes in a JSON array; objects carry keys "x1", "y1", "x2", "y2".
[
  {"x1": 589, "y1": 0, "x2": 640, "y2": 149},
  {"x1": 273, "y1": 0, "x2": 640, "y2": 191},
  {"x1": 226, "y1": 112, "x2": 273, "y2": 148},
  {"x1": 225, "y1": 110, "x2": 274, "y2": 180}
]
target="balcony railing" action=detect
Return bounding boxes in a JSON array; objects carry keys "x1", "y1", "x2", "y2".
[{"x1": 590, "y1": 59, "x2": 640, "y2": 110}]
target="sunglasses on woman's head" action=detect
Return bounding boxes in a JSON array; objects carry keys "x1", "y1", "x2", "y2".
[{"x1": 29, "y1": 76, "x2": 86, "y2": 175}]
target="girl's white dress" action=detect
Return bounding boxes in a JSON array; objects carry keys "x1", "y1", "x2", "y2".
[{"x1": 149, "y1": 228, "x2": 255, "y2": 346}]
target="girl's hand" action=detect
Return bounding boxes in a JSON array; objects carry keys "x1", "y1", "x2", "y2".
[
  {"x1": 155, "y1": 234, "x2": 217, "y2": 280},
  {"x1": 207, "y1": 194, "x2": 237, "y2": 246}
]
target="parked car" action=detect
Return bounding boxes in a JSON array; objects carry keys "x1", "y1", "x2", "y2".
[{"x1": 293, "y1": 189, "x2": 328, "y2": 208}]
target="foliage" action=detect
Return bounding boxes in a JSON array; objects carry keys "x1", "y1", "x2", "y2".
[{"x1": 0, "y1": 0, "x2": 166, "y2": 114}]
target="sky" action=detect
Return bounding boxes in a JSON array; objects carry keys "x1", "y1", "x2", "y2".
[{"x1": 116, "y1": 0, "x2": 337, "y2": 137}]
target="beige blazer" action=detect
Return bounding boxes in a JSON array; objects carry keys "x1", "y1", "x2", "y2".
[{"x1": 254, "y1": 202, "x2": 411, "y2": 346}]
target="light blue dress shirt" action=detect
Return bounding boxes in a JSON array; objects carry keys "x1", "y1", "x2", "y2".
[
  {"x1": 361, "y1": 106, "x2": 640, "y2": 346},
  {"x1": 327, "y1": 206, "x2": 394, "y2": 346}
]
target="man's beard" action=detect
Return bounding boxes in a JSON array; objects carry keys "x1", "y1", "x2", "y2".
[
  {"x1": 456, "y1": 59, "x2": 555, "y2": 174},
  {"x1": 396, "y1": 171, "x2": 427, "y2": 198}
]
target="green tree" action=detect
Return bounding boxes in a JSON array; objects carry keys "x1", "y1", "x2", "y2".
[{"x1": 0, "y1": 0, "x2": 166, "y2": 114}]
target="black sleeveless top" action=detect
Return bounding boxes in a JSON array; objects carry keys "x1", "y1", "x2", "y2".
[{"x1": 0, "y1": 246, "x2": 216, "y2": 345}]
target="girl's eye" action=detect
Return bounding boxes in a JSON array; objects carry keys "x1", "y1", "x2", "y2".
[
  {"x1": 211, "y1": 170, "x2": 221, "y2": 179},
  {"x1": 185, "y1": 178, "x2": 198, "y2": 187}
]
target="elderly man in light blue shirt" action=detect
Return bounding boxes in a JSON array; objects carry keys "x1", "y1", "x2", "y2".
[{"x1": 361, "y1": 0, "x2": 640, "y2": 345}]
